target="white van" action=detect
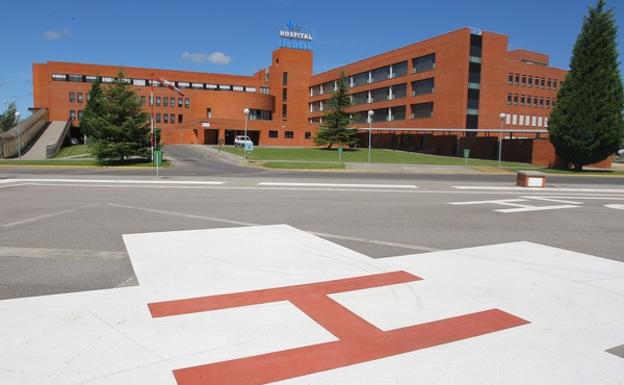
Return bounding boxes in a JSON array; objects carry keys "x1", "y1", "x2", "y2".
[{"x1": 234, "y1": 135, "x2": 252, "y2": 147}]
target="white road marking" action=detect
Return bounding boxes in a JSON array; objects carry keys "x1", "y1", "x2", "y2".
[
  {"x1": 5, "y1": 178, "x2": 226, "y2": 185},
  {"x1": 453, "y1": 186, "x2": 624, "y2": 194},
  {"x1": 0, "y1": 247, "x2": 127, "y2": 260},
  {"x1": 258, "y1": 182, "x2": 417, "y2": 189},
  {"x1": 109, "y1": 203, "x2": 439, "y2": 252},
  {"x1": 449, "y1": 198, "x2": 580, "y2": 213},
  {"x1": 605, "y1": 204, "x2": 624, "y2": 210},
  {"x1": 519, "y1": 196, "x2": 583, "y2": 204},
  {"x1": 0, "y1": 203, "x2": 99, "y2": 228}
]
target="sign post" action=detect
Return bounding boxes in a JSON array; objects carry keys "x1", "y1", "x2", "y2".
[
  {"x1": 338, "y1": 146, "x2": 343, "y2": 163},
  {"x1": 154, "y1": 149, "x2": 162, "y2": 177},
  {"x1": 463, "y1": 148, "x2": 470, "y2": 167}
]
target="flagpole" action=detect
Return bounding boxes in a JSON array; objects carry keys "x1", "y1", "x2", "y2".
[{"x1": 150, "y1": 73, "x2": 154, "y2": 162}]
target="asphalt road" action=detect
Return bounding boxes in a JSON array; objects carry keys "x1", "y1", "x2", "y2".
[{"x1": 1, "y1": 145, "x2": 623, "y2": 300}]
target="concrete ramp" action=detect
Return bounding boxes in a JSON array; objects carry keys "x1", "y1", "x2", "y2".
[{"x1": 21, "y1": 121, "x2": 70, "y2": 160}]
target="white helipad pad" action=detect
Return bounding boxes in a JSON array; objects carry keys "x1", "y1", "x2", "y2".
[{"x1": 0, "y1": 224, "x2": 623, "y2": 385}]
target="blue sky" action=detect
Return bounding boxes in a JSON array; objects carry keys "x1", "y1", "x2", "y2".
[{"x1": 1, "y1": 0, "x2": 622, "y2": 117}]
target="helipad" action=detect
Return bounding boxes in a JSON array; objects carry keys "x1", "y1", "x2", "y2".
[{"x1": 1, "y1": 225, "x2": 623, "y2": 384}]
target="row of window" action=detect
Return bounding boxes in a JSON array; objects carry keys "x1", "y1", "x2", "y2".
[
  {"x1": 507, "y1": 73, "x2": 562, "y2": 90},
  {"x1": 309, "y1": 53, "x2": 436, "y2": 96},
  {"x1": 267, "y1": 130, "x2": 312, "y2": 140},
  {"x1": 506, "y1": 93, "x2": 557, "y2": 108},
  {"x1": 143, "y1": 95, "x2": 190, "y2": 108},
  {"x1": 69, "y1": 92, "x2": 85, "y2": 103},
  {"x1": 154, "y1": 113, "x2": 184, "y2": 124},
  {"x1": 309, "y1": 102, "x2": 434, "y2": 123},
  {"x1": 69, "y1": 110, "x2": 83, "y2": 121},
  {"x1": 503, "y1": 113, "x2": 549, "y2": 128},
  {"x1": 52, "y1": 73, "x2": 260, "y2": 93},
  {"x1": 309, "y1": 78, "x2": 435, "y2": 112}
]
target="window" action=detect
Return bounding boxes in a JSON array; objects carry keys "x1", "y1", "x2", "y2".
[
  {"x1": 392, "y1": 61, "x2": 408, "y2": 77},
  {"x1": 219, "y1": 85, "x2": 231, "y2": 91},
  {"x1": 78, "y1": 110, "x2": 84, "y2": 120},
  {"x1": 540, "y1": 78, "x2": 545, "y2": 88},
  {"x1": 86, "y1": 76, "x2": 98, "y2": 83},
  {"x1": 527, "y1": 76, "x2": 533, "y2": 87},
  {"x1": 282, "y1": 104, "x2": 287, "y2": 120},
  {"x1": 321, "y1": 81, "x2": 335, "y2": 94},
  {"x1": 260, "y1": 87, "x2": 270, "y2": 94},
  {"x1": 305, "y1": 132, "x2": 311, "y2": 139},
  {"x1": 102, "y1": 77, "x2": 114, "y2": 84},
  {"x1": 282, "y1": 72, "x2": 288, "y2": 86},
  {"x1": 547, "y1": 79, "x2": 552, "y2": 89},
  {"x1": 352, "y1": 72, "x2": 368, "y2": 87},
  {"x1": 178, "y1": 82, "x2": 190, "y2": 88},
  {"x1": 533, "y1": 96, "x2": 538, "y2": 106},
  {"x1": 390, "y1": 106, "x2": 406, "y2": 121},
  {"x1": 149, "y1": 95, "x2": 154, "y2": 106},
  {"x1": 206, "y1": 108, "x2": 212, "y2": 118},
  {"x1": 170, "y1": 98, "x2": 175, "y2": 107},
  {"x1": 371, "y1": 87, "x2": 389, "y2": 103},
  {"x1": 513, "y1": 94, "x2": 519, "y2": 105},
  {"x1": 133, "y1": 79, "x2": 146, "y2": 86},
  {"x1": 156, "y1": 96, "x2": 161, "y2": 106},
  {"x1": 539, "y1": 97, "x2": 544, "y2": 108},
  {"x1": 545, "y1": 98, "x2": 551, "y2": 108},
  {"x1": 507, "y1": 93, "x2": 512, "y2": 105},
  {"x1": 392, "y1": 84, "x2": 407, "y2": 99},
  {"x1": 69, "y1": 110, "x2": 76, "y2": 120},
  {"x1": 371, "y1": 66, "x2": 390, "y2": 82},
  {"x1": 553, "y1": 81, "x2": 558, "y2": 90},
  {"x1": 140, "y1": 95, "x2": 146, "y2": 105},
  {"x1": 163, "y1": 97, "x2": 168, "y2": 107},
  {"x1": 412, "y1": 78, "x2": 434, "y2": 96},
  {"x1": 468, "y1": 89, "x2": 480, "y2": 110},
  {"x1": 507, "y1": 73, "x2": 514, "y2": 84},
  {"x1": 178, "y1": 114, "x2": 183, "y2": 123},
  {"x1": 514, "y1": 74, "x2": 520, "y2": 85},
  {"x1": 310, "y1": 85, "x2": 321, "y2": 96},
  {"x1": 520, "y1": 95, "x2": 525, "y2": 106},
  {"x1": 232, "y1": 85, "x2": 244, "y2": 92},
  {"x1": 184, "y1": 98, "x2": 190, "y2": 108},
  {"x1": 413, "y1": 53, "x2": 435, "y2": 73},
  {"x1": 77, "y1": 93, "x2": 83, "y2": 103},
  {"x1": 282, "y1": 88, "x2": 288, "y2": 102},
  {"x1": 68, "y1": 74, "x2": 82, "y2": 82},
  {"x1": 52, "y1": 73, "x2": 67, "y2": 81},
  {"x1": 206, "y1": 84, "x2": 218, "y2": 90},
  {"x1": 269, "y1": 130, "x2": 278, "y2": 138},
  {"x1": 156, "y1": 113, "x2": 161, "y2": 123},
  {"x1": 164, "y1": 113, "x2": 169, "y2": 123},
  {"x1": 192, "y1": 83, "x2": 203, "y2": 89},
  {"x1": 245, "y1": 87, "x2": 256, "y2": 92},
  {"x1": 69, "y1": 92, "x2": 76, "y2": 103},
  {"x1": 178, "y1": 98, "x2": 183, "y2": 107},
  {"x1": 468, "y1": 62, "x2": 481, "y2": 84},
  {"x1": 170, "y1": 114, "x2": 176, "y2": 124},
  {"x1": 411, "y1": 102, "x2": 433, "y2": 119},
  {"x1": 284, "y1": 131, "x2": 294, "y2": 139},
  {"x1": 521, "y1": 75, "x2": 527, "y2": 86}
]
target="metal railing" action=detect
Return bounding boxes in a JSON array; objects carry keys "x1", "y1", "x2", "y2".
[
  {"x1": 0, "y1": 109, "x2": 49, "y2": 158},
  {"x1": 45, "y1": 119, "x2": 71, "y2": 158}
]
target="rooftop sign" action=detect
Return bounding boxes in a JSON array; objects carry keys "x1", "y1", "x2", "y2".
[{"x1": 279, "y1": 20, "x2": 312, "y2": 50}]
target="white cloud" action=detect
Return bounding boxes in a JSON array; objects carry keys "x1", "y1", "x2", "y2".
[
  {"x1": 181, "y1": 51, "x2": 232, "y2": 65},
  {"x1": 42, "y1": 28, "x2": 71, "y2": 41}
]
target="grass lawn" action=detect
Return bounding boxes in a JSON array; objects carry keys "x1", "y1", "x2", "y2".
[
  {"x1": 0, "y1": 158, "x2": 170, "y2": 168},
  {"x1": 54, "y1": 144, "x2": 92, "y2": 158},
  {"x1": 260, "y1": 161, "x2": 345, "y2": 170},
  {"x1": 221, "y1": 146, "x2": 538, "y2": 169}
]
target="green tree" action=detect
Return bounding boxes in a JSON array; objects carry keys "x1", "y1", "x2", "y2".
[
  {"x1": 0, "y1": 102, "x2": 18, "y2": 132},
  {"x1": 548, "y1": 0, "x2": 624, "y2": 171},
  {"x1": 315, "y1": 73, "x2": 358, "y2": 149},
  {"x1": 81, "y1": 72, "x2": 151, "y2": 162}
]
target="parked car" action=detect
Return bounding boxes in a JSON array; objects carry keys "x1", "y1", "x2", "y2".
[{"x1": 234, "y1": 135, "x2": 252, "y2": 147}]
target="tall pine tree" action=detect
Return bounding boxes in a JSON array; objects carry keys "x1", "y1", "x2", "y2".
[
  {"x1": 315, "y1": 73, "x2": 358, "y2": 149},
  {"x1": 0, "y1": 102, "x2": 18, "y2": 132},
  {"x1": 548, "y1": 0, "x2": 624, "y2": 171},
  {"x1": 81, "y1": 72, "x2": 151, "y2": 162}
]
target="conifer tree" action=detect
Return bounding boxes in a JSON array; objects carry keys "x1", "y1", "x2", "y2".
[
  {"x1": 315, "y1": 73, "x2": 358, "y2": 149},
  {"x1": 81, "y1": 72, "x2": 151, "y2": 162},
  {"x1": 0, "y1": 102, "x2": 18, "y2": 132},
  {"x1": 548, "y1": 0, "x2": 624, "y2": 170}
]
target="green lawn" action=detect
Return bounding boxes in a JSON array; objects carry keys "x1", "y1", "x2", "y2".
[
  {"x1": 54, "y1": 144, "x2": 92, "y2": 158},
  {"x1": 261, "y1": 161, "x2": 345, "y2": 170},
  {"x1": 221, "y1": 147, "x2": 538, "y2": 169},
  {"x1": 0, "y1": 158, "x2": 170, "y2": 168}
]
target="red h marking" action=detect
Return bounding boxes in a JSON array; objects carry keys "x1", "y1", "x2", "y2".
[{"x1": 149, "y1": 271, "x2": 528, "y2": 385}]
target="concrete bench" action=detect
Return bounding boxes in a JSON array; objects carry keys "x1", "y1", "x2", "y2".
[{"x1": 516, "y1": 170, "x2": 546, "y2": 188}]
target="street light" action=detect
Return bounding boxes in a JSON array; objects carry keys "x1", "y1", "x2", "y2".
[
  {"x1": 498, "y1": 112, "x2": 506, "y2": 168},
  {"x1": 243, "y1": 107, "x2": 250, "y2": 159},
  {"x1": 15, "y1": 111, "x2": 21, "y2": 159},
  {"x1": 367, "y1": 110, "x2": 374, "y2": 163}
]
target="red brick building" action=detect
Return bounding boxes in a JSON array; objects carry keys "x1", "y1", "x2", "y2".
[{"x1": 33, "y1": 27, "x2": 578, "y2": 164}]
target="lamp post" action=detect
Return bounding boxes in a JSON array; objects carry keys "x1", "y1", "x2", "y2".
[
  {"x1": 15, "y1": 111, "x2": 21, "y2": 159},
  {"x1": 367, "y1": 110, "x2": 374, "y2": 163},
  {"x1": 498, "y1": 112, "x2": 506, "y2": 168},
  {"x1": 243, "y1": 107, "x2": 250, "y2": 159}
]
